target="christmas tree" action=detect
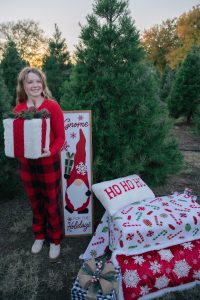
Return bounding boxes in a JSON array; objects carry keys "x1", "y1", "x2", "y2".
[
  {"x1": 42, "y1": 24, "x2": 71, "y2": 102},
  {"x1": 1, "y1": 40, "x2": 27, "y2": 105},
  {"x1": 194, "y1": 104, "x2": 200, "y2": 135},
  {"x1": 160, "y1": 65, "x2": 175, "y2": 102},
  {"x1": 0, "y1": 66, "x2": 19, "y2": 197},
  {"x1": 168, "y1": 45, "x2": 200, "y2": 123},
  {"x1": 61, "y1": 0, "x2": 182, "y2": 185}
]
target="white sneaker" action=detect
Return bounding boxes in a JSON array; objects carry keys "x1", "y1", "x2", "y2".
[
  {"x1": 49, "y1": 243, "x2": 60, "y2": 261},
  {"x1": 31, "y1": 239, "x2": 44, "y2": 254}
]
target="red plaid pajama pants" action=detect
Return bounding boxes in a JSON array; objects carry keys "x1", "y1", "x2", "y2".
[{"x1": 19, "y1": 154, "x2": 63, "y2": 244}]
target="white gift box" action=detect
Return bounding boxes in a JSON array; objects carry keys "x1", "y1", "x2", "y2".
[{"x1": 3, "y1": 117, "x2": 50, "y2": 159}]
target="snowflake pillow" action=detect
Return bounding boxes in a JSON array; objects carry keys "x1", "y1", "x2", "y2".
[
  {"x1": 92, "y1": 174, "x2": 155, "y2": 216},
  {"x1": 116, "y1": 239, "x2": 200, "y2": 300}
]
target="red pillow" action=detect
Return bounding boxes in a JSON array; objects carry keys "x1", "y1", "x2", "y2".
[{"x1": 116, "y1": 239, "x2": 200, "y2": 300}]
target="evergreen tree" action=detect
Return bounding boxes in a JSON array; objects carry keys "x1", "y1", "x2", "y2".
[
  {"x1": 0, "y1": 66, "x2": 19, "y2": 198},
  {"x1": 1, "y1": 40, "x2": 27, "y2": 105},
  {"x1": 194, "y1": 104, "x2": 200, "y2": 135},
  {"x1": 42, "y1": 24, "x2": 71, "y2": 102},
  {"x1": 61, "y1": 0, "x2": 182, "y2": 185},
  {"x1": 160, "y1": 65, "x2": 175, "y2": 102},
  {"x1": 168, "y1": 46, "x2": 200, "y2": 123}
]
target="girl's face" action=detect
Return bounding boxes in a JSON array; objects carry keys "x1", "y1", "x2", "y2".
[{"x1": 24, "y1": 72, "x2": 43, "y2": 99}]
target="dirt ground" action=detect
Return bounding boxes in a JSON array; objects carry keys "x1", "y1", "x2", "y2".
[
  {"x1": 153, "y1": 123, "x2": 200, "y2": 197},
  {"x1": 0, "y1": 122, "x2": 200, "y2": 300}
]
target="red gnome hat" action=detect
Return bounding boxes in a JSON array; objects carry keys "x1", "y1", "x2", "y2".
[
  {"x1": 65, "y1": 129, "x2": 91, "y2": 213},
  {"x1": 67, "y1": 128, "x2": 89, "y2": 190}
]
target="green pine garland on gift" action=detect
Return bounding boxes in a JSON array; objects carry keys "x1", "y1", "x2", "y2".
[{"x1": 3, "y1": 108, "x2": 51, "y2": 120}]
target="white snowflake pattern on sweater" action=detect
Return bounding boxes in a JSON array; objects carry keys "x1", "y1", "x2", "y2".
[
  {"x1": 158, "y1": 249, "x2": 174, "y2": 262},
  {"x1": 154, "y1": 275, "x2": 170, "y2": 289},
  {"x1": 181, "y1": 242, "x2": 194, "y2": 250},
  {"x1": 133, "y1": 255, "x2": 145, "y2": 266},
  {"x1": 173, "y1": 259, "x2": 191, "y2": 278},
  {"x1": 149, "y1": 261, "x2": 161, "y2": 274},
  {"x1": 76, "y1": 162, "x2": 87, "y2": 175},
  {"x1": 140, "y1": 285, "x2": 151, "y2": 296},
  {"x1": 123, "y1": 270, "x2": 140, "y2": 288},
  {"x1": 193, "y1": 270, "x2": 200, "y2": 280}
]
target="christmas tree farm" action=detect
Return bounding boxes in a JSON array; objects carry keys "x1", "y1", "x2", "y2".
[{"x1": 61, "y1": 0, "x2": 182, "y2": 185}]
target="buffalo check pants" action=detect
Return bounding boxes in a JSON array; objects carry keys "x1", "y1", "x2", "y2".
[{"x1": 19, "y1": 154, "x2": 63, "y2": 244}]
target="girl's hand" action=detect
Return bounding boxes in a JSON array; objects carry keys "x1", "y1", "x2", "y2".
[{"x1": 40, "y1": 149, "x2": 51, "y2": 158}]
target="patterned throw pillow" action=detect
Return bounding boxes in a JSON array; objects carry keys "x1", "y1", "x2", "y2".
[
  {"x1": 92, "y1": 175, "x2": 155, "y2": 216},
  {"x1": 116, "y1": 239, "x2": 200, "y2": 300}
]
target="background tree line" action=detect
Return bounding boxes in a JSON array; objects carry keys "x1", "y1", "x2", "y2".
[
  {"x1": 142, "y1": 5, "x2": 200, "y2": 130},
  {"x1": 0, "y1": 0, "x2": 199, "y2": 199},
  {"x1": 142, "y1": 5, "x2": 200, "y2": 72},
  {"x1": 0, "y1": 21, "x2": 72, "y2": 197}
]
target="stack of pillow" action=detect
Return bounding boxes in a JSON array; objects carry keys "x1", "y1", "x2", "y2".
[{"x1": 90, "y1": 174, "x2": 200, "y2": 300}]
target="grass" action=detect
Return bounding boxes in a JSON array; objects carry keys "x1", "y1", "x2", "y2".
[
  {"x1": 10, "y1": 211, "x2": 32, "y2": 233},
  {"x1": 1, "y1": 193, "x2": 200, "y2": 300},
  {"x1": 0, "y1": 249, "x2": 40, "y2": 300},
  {"x1": 0, "y1": 195, "x2": 91, "y2": 300},
  {"x1": 0, "y1": 123, "x2": 200, "y2": 299}
]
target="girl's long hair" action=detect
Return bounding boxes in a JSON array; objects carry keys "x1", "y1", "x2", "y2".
[{"x1": 16, "y1": 67, "x2": 52, "y2": 103}]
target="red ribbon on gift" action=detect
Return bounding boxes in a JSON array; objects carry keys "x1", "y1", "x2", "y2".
[
  {"x1": 13, "y1": 118, "x2": 48, "y2": 158},
  {"x1": 41, "y1": 118, "x2": 47, "y2": 152},
  {"x1": 13, "y1": 118, "x2": 24, "y2": 157}
]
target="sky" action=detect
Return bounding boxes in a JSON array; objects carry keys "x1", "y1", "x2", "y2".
[{"x1": 0, "y1": 0, "x2": 199, "y2": 53}]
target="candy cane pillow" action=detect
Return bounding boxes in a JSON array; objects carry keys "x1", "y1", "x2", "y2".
[{"x1": 92, "y1": 175, "x2": 155, "y2": 216}]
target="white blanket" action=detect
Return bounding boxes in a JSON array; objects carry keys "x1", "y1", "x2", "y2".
[{"x1": 81, "y1": 189, "x2": 200, "y2": 260}]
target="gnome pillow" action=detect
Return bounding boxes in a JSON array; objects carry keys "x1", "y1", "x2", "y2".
[{"x1": 92, "y1": 175, "x2": 155, "y2": 216}]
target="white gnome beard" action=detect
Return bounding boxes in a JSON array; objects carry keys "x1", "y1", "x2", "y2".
[{"x1": 67, "y1": 180, "x2": 89, "y2": 210}]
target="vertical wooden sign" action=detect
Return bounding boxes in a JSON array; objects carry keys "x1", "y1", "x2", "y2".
[{"x1": 61, "y1": 111, "x2": 93, "y2": 236}]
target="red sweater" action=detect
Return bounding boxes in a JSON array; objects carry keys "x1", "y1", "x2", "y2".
[{"x1": 14, "y1": 98, "x2": 65, "y2": 156}]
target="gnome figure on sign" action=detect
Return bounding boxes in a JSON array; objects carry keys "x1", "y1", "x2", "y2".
[{"x1": 65, "y1": 129, "x2": 91, "y2": 214}]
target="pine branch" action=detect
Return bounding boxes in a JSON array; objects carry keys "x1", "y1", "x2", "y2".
[{"x1": 3, "y1": 108, "x2": 51, "y2": 120}]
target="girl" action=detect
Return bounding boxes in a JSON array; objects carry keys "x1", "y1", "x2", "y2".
[{"x1": 14, "y1": 67, "x2": 65, "y2": 261}]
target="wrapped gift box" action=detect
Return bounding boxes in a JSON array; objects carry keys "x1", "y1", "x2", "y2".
[
  {"x1": 71, "y1": 278, "x2": 117, "y2": 300},
  {"x1": 3, "y1": 109, "x2": 50, "y2": 159},
  {"x1": 71, "y1": 258, "x2": 119, "y2": 300}
]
